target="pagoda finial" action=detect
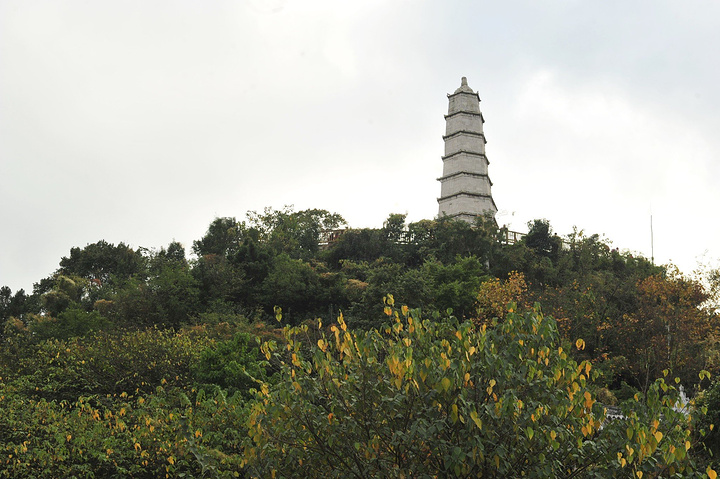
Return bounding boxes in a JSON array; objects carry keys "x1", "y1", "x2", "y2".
[{"x1": 453, "y1": 77, "x2": 474, "y2": 94}]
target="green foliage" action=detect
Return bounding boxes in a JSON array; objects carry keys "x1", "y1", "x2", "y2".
[
  {"x1": 244, "y1": 304, "x2": 705, "y2": 477},
  {"x1": 41, "y1": 274, "x2": 87, "y2": 316},
  {"x1": 0, "y1": 387, "x2": 247, "y2": 478},
  {"x1": 29, "y1": 307, "x2": 108, "y2": 341},
  {"x1": 324, "y1": 228, "x2": 386, "y2": 267},
  {"x1": 96, "y1": 247, "x2": 200, "y2": 329},
  {"x1": 247, "y1": 206, "x2": 346, "y2": 260},
  {"x1": 4, "y1": 205, "x2": 720, "y2": 476},
  {"x1": 694, "y1": 378, "x2": 720, "y2": 465},
  {"x1": 192, "y1": 331, "x2": 270, "y2": 397},
  {"x1": 4, "y1": 327, "x2": 209, "y2": 402},
  {"x1": 192, "y1": 216, "x2": 248, "y2": 258},
  {"x1": 422, "y1": 256, "x2": 488, "y2": 318},
  {"x1": 525, "y1": 219, "x2": 561, "y2": 261},
  {"x1": 0, "y1": 286, "x2": 29, "y2": 323},
  {"x1": 58, "y1": 240, "x2": 145, "y2": 285}
]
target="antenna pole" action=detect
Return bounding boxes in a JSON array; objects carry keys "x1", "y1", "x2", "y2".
[{"x1": 650, "y1": 215, "x2": 654, "y2": 265}]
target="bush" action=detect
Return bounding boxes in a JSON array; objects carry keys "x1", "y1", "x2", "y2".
[
  {"x1": 695, "y1": 378, "x2": 720, "y2": 467},
  {"x1": 29, "y1": 307, "x2": 108, "y2": 341},
  {"x1": 243, "y1": 301, "x2": 707, "y2": 478},
  {"x1": 192, "y1": 331, "x2": 270, "y2": 397},
  {"x1": 8, "y1": 328, "x2": 210, "y2": 402},
  {"x1": 0, "y1": 387, "x2": 247, "y2": 478}
]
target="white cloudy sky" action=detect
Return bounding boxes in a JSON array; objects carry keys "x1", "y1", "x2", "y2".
[{"x1": 1, "y1": 0, "x2": 719, "y2": 292}]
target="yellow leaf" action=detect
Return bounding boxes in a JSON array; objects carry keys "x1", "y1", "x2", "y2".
[
  {"x1": 654, "y1": 431, "x2": 663, "y2": 443},
  {"x1": 470, "y1": 410, "x2": 482, "y2": 430},
  {"x1": 575, "y1": 338, "x2": 585, "y2": 351},
  {"x1": 708, "y1": 467, "x2": 717, "y2": 479},
  {"x1": 168, "y1": 456, "x2": 175, "y2": 465},
  {"x1": 636, "y1": 471, "x2": 642, "y2": 478},
  {"x1": 685, "y1": 440, "x2": 691, "y2": 451}
]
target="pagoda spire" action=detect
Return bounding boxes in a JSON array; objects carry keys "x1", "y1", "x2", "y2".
[{"x1": 437, "y1": 77, "x2": 497, "y2": 223}]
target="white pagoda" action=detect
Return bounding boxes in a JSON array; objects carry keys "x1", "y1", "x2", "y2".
[{"x1": 437, "y1": 77, "x2": 497, "y2": 223}]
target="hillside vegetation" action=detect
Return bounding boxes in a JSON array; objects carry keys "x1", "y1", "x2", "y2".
[{"x1": 1, "y1": 207, "x2": 719, "y2": 477}]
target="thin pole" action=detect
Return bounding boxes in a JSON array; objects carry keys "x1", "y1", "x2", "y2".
[{"x1": 650, "y1": 215, "x2": 654, "y2": 265}]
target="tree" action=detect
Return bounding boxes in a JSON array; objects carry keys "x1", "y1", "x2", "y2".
[
  {"x1": 409, "y1": 216, "x2": 498, "y2": 267},
  {"x1": 247, "y1": 206, "x2": 346, "y2": 260},
  {"x1": 421, "y1": 256, "x2": 488, "y2": 319},
  {"x1": 97, "y1": 245, "x2": 200, "y2": 330},
  {"x1": 615, "y1": 271, "x2": 716, "y2": 391},
  {"x1": 0, "y1": 286, "x2": 30, "y2": 322},
  {"x1": 324, "y1": 228, "x2": 386, "y2": 267},
  {"x1": 192, "y1": 217, "x2": 247, "y2": 258},
  {"x1": 525, "y1": 219, "x2": 561, "y2": 261},
  {"x1": 243, "y1": 302, "x2": 706, "y2": 478},
  {"x1": 59, "y1": 240, "x2": 145, "y2": 285},
  {"x1": 260, "y1": 254, "x2": 343, "y2": 323},
  {"x1": 146, "y1": 243, "x2": 200, "y2": 329},
  {"x1": 41, "y1": 274, "x2": 87, "y2": 316},
  {"x1": 474, "y1": 271, "x2": 529, "y2": 325}
]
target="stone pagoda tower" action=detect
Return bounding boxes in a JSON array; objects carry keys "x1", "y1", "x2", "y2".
[{"x1": 437, "y1": 77, "x2": 497, "y2": 223}]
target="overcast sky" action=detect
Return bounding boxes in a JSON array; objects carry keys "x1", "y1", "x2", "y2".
[{"x1": 1, "y1": 0, "x2": 719, "y2": 293}]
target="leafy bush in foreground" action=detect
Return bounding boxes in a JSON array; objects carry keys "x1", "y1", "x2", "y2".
[{"x1": 243, "y1": 301, "x2": 710, "y2": 478}]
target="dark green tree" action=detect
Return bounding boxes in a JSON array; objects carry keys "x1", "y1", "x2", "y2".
[
  {"x1": 59, "y1": 240, "x2": 145, "y2": 285},
  {"x1": 192, "y1": 217, "x2": 247, "y2": 258}
]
